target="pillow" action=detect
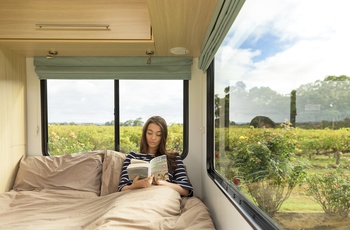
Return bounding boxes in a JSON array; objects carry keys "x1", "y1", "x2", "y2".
[
  {"x1": 100, "y1": 150, "x2": 126, "y2": 196},
  {"x1": 13, "y1": 150, "x2": 105, "y2": 195}
]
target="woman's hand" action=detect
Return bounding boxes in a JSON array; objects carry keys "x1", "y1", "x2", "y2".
[
  {"x1": 153, "y1": 179, "x2": 190, "y2": 197},
  {"x1": 132, "y1": 175, "x2": 154, "y2": 188},
  {"x1": 121, "y1": 175, "x2": 153, "y2": 191}
]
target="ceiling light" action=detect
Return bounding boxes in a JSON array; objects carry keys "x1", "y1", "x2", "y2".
[
  {"x1": 170, "y1": 47, "x2": 190, "y2": 55},
  {"x1": 36, "y1": 24, "x2": 110, "y2": 29}
]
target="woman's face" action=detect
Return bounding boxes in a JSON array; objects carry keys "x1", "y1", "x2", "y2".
[{"x1": 146, "y1": 123, "x2": 162, "y2": 154}]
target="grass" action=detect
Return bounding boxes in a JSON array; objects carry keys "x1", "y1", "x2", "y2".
[
  {"x1": 277, "y1": 153, "x2": 349, "y2": 213},
  {"x1": 218, "y1": 152, "x2": 350, "y2": 213},
  {"x1": 279, "y1": 184, "x2": 322, "y2": 212}
]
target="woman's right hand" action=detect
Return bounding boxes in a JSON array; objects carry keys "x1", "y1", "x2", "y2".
[
  {"x1": 131, "y1": 175, "x2": 154, "y2": 189},
  {"x1": 120, "y1": 175, "x2": 154, "y2": 191}
]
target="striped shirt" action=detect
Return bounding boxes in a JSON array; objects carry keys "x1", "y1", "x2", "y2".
[{"x1": 118, "y1": 151, "x2": 193, "y2": 197}]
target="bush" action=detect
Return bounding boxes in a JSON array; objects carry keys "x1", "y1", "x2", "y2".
[
  {"x1": 48, "y1": 124, "x2": 184, "y2": 155},
  {"x1": 230, "y1": 124, "x2": 307, "y2": 216},
  {"x1": 48, "y1": 125, "x2": 114, "y2": 155},
  {"x1": 307, "y1": 169, "x2": 350, "y2": 217}
]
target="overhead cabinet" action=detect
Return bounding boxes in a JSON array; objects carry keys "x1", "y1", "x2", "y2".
[{"x1": 0, "y1": 0, "x2": 151, "y2": 40}]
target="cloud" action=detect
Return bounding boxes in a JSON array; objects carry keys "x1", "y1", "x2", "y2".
[
  {"x1": 119, "y1": 81, "x2": 183, "y2": 124},
  {"x1": 215, "y1": 0, "x2": 350, "y2": 95},
  {"x1": 48, "y1": 80, "x2": 183, "y2": 124},
  {"x1": 48, "y1": 80, "x2": 114, "y2": 123},
  {"x1": 48, "y1": 0, "x2": 350, "y2": 124}
]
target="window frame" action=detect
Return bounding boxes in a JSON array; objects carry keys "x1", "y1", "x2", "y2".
[
  {"x1": 41, "y1": 79, "x2": 189, "y2": 159},
  {"x1": 206, "y1": 61, "x2": 282, "y2": 230}
]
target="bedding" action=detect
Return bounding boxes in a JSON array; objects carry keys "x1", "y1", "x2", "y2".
[
  {"x1": 0, "y1": 150, "x2": 215, "y2": 230},
  {"x1": 13, "y1": 150, "x2": 105, "y2": 195}
]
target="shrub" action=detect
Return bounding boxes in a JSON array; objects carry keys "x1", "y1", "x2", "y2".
[
  {"x1": 48, "y1": 124, "x2": 184, "y2": 155},
  {"x1": 230, "y1": 124, "x2": 307, "y2": 216},
  {"x1": 307, "y1": 169, "x2": 350, "y2": 217}
]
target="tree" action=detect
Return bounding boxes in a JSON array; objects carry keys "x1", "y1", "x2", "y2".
[
  {"x1": 290, "y1": 90, "x2": 297, "y2": 127},
  {"x1": 296, "y1": 75, "x2": 350, "y2": 127},
  {"x1": 120, "y1": 117, "x2": 144, "y2": 127},
  {"x1": 105, "y1": 120, "x2": 114, "y2": 126},
  {"x1": 229, "y1": 81, "x2": 289, "y2": 124},
  {"x1": 133, "y1": 117, "x2": 144, "y2": 126},
  {"x1": 214, "y1": 86, "x2": 230, "y2": 127}
]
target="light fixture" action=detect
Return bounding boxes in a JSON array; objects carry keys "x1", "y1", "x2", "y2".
[
  {"x1": 170, "y1": 47, "x2": 190, "y2": 55},
  {"x1": 36, "y1": 24, "x2": 110, "y2": 30},
  {"x1": 46, "y1": 50, "x2": 58, "y2": 59},
  {"x1": 146, "y1": 50, "x2": 154, "y2": 64}
]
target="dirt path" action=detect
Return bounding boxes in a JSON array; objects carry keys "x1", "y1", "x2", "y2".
[{"x1": 274, "y1": 212, "x2": 350, "y2": 230}]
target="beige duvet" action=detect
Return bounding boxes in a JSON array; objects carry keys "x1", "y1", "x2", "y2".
[
  {"x1": 0, "y1": 186, "x2": 215, "y2": 230},
  {"x1": 0, "y1": 151, "x2": 215, "y2": 229}
]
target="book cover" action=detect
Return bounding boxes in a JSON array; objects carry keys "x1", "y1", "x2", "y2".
[{"x1": 127, "y1": 155, "x2": 168, "y2": 180}]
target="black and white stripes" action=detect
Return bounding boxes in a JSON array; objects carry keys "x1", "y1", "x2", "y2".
[{"x1": 118, "y1": 151, "x2": 193, "y2": 196}]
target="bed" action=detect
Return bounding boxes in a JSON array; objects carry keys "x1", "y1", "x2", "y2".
[{"x1": 0, "y1": 150, "x2": 215, "y2": 230}]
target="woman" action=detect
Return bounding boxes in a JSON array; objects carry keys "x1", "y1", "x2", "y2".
[{"x1": 118, "y1": 116, "x2": 193, "y2": 197}]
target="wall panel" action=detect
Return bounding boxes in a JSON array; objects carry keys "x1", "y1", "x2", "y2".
[{"x1": 0, "y1": 45, "x2": 26, "y2": 193}]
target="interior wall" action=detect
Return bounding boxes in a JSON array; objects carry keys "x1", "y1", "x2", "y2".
[
  {"x1": 187, "y1": 59, "x2": 252, "y2": 229},
  {"x1": 0, "y1": 45, "x2": 26, "y2": 193},
  {"x1": 185, "y1": 58, "x2": 205, "y2": 198},
  {"x1": 26, "y1": 58, "x2": 42, "y2": 156},
  {"x1": 198, "y1": 62, "x2": 253, "y2": 230}
]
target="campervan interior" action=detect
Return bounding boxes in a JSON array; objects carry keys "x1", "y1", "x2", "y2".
[
  {"x1": 0, "y1": 1, "x2": 253, "y2": 229},
  {"x1": 2, "y1": 1, "x2": 349, "y2": 230}
]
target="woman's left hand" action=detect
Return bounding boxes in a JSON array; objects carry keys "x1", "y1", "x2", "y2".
[{"x1": 153, "y1": 179, "x2": 190, "y2": 197}]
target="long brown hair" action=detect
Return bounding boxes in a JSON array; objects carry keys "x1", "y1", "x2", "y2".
[{"x1": 139, "y1": 116, "x2": 177, "y2": 171}]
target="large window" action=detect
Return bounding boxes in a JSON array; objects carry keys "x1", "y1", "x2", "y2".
[
  {"x1": 43, "y1": 79, "x2": 187, "y2": 157},
  {"x1": 209, "y1": 1, "x2": 350, "y2": 229}
]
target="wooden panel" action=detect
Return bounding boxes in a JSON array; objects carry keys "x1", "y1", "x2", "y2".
[
  {"x1": 148, "y1": 0, "x2": 218, "y2": 57},
  {"x1": 0, "y1": 45, "x2": 26, "y2": 193},
  {"x1": 0, "y1": 0, "x2": 219, "y2": 58},
  {"x1": 0, "y1": 39, "x2": 156, "y2": 57},
  {"x1": 0, "y1": 0, "x2": 151, "y2": 40}
]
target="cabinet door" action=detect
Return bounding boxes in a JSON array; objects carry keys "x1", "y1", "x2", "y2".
[{"x1": 0, "y1": 0, "x2": 151, "y2": 40}]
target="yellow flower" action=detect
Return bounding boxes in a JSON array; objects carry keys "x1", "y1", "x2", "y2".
[{"x1": 69, "y1": 132, "x2": 76, "y2": 138}]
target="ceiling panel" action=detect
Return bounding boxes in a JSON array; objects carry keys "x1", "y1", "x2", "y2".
[{"x1": 0, "y1": 0, "x2": 219, "y2": 58}]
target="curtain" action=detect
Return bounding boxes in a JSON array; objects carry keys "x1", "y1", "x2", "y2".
[
  {"x1": 34, "y1": 56, "x2": 192, "y2": 80},
  {"x1": 198, "y1": 0, "x2": 245, "y2": 71}
]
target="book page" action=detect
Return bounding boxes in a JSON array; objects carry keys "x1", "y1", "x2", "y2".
[{"x1": 150, "y1": 155, "x2": 168, "y2": 181}]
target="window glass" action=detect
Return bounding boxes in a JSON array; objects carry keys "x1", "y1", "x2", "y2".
[
  {"x1": 214, "y1": 1, "x2": 350, "y2": 229},
  {"x1": 119, "y1": 80, "x2": 184, "y2": 154},
  {"x1": 47, "y1": 80, "x2": 114, "y2": 155},
  {"x1": 46, "y1": 80, "x2": 184, "y2": 156}
]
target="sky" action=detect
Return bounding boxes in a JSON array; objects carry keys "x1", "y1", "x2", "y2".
[
  {"x1": 215, "y1": 0, "x2": 350, "y2": 96},
  {"x1": 48, "y1": 80, "x2": 183, "y2": 124},
  {"x1": 48, "y1": 0, "x2": 350, "y2": 124}
]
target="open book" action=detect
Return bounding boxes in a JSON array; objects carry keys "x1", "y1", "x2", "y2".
[{"x1": 127, "y1": 155, "x2": 169, "y2": 180}]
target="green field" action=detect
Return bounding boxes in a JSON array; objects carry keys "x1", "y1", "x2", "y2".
[
  {"x1": 48, "y1": 124, "x2": 350, "y2": 215},
  {"x1": 48, "y1": 124, "x2": 184, "y2": 155}
]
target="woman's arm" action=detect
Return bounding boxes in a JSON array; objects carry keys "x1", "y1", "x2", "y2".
[
  {"x1": 154, "y1": 179, "x2": 189, "y2": 196},
  {"x1": 154, "y1": 156, "x2": 193, "y2": 197}
]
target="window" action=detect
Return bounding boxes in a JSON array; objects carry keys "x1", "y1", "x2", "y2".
[
  {"x1": 209, "y1": 1, "x2": 350, "y2": 230},
  {"x1": 119, "y1": 80, "x2": 186, "y2": 154},
  {"x1": 42, "y1": 79, "x2": 188, "y2": 157}
]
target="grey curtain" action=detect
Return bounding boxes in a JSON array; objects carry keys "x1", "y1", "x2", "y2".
[
  {"x1": 34, "y1": 56, "x2": 193, "y2": 80},
  {"x1": 198, "y1": 0, "x2": 245, "y2": 71}
]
